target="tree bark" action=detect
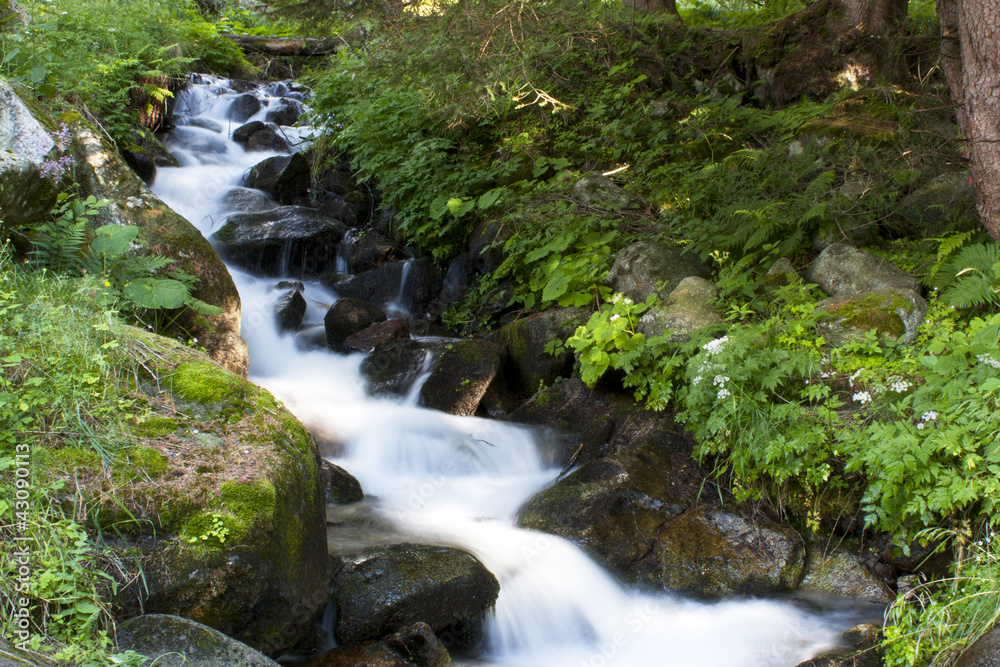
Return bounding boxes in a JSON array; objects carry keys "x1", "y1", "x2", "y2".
[
  {"x1": 937, "y1": 0, "x2": 1000, "y2": 239},
  {"x1": 840, "y1": 0, "x2": 909, "y2": 37}
]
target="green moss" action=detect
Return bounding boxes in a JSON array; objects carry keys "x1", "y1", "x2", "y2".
[
  {"x1": 221, "y1": 479, "x2": 277, "y2": 524},
  {"x1": 125, "y1": 445, "x2": 169, "y2": 478},
  {"x1": 131, "y1": 415, "x2": 179, "y2": 438},
  {"x1": 35, "y1": 445, "x2": 101, "y2": 472},
  {"x1": 823, "y1": 292, "x2": 911, "y2": 338},
  {"x1": 168, "y1": 361, "x2": 250, "y2": 404}
]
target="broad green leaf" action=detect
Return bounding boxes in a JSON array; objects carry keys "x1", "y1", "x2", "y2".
[{"x1": 123, "y1": 278, "x2": 188, "y2": 309}]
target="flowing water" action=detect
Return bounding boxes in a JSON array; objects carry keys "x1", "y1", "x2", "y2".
[{"x1": 152, "y1": 75, "x2": 876, "y2": 666}]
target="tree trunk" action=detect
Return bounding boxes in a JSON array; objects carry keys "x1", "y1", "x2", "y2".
[
  {"x1": 840, "y1": 0, "x2": 909, "y2": 37},
  {"x1": 937, "y1": 0, "x2": 1000, "y2": 239}
]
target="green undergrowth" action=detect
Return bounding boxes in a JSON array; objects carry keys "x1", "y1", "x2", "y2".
[{"x1": 0, "y1": 0, "x2": 259, "y2": 149}]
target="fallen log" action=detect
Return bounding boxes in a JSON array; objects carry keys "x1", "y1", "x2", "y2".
[{"x1": 220, "y1": 34, "x2": 340, "y2": 56}]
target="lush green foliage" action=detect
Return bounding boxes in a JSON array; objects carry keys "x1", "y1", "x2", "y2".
[
  {"x1": 884, "y1": 527, "x2": 1000, "y2": 666},
  {"x1": 0, "y1": 248, "x2": 149, "y2": 664},
  {"x1": 1, "y1": 0, "x2": 253, "y2": 147}
]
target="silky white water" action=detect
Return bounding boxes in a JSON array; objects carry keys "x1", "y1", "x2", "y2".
[{"x1": 152, "y1": 75, "x2": 871, "y2": 666}]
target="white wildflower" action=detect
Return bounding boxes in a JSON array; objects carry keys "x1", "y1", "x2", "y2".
[
  {"x1": 717, "y1": 388, "x2": 731, "y2": 400},
  {"x1": 852, "y1": 391, "x2": 872, "y2": 405},
  {"x1": 692, "y1": 375, "x2": 703, "y2": 386},
  {"x1": 609, "y1": 314, "x2": 621, "y2": 322},
  {"x1": 917, "y1": 423, "x2": 925, "y2": 430},
  {"x1": 622, "y1": 297, "x2": 633, "y2": 306},
  {"x1": 713, "y1": 375, "x2": 729, "y2": 386},
  {"x1": 977, "y1": 354, "x2": 1000, "y2": 370},
  {"x1": 848, "y1": 368, "x2": 865, "y2": 387},
  {"x1": 922, "y1": 411, "x2": 938, "y2": 422},
  {"x1": 888, "y1": 376, "x2": 912, "y2": 393},
  {"x1": 703, "y1": 336, "x2": 729, "y2": 356}
]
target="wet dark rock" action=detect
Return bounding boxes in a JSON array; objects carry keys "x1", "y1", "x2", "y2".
[
  {"x1": 468, "y1": 220, "x2": 510, "y2": 273},
  {"x1": 244, "y1": 152, "x2": 312, "y2": 205},
  {"x1": 324, "y1": 299, "x2": 388, "y2": 350},
  {"x1": 489, "y1": 308, "x2": 587, "y2": 395},
  {"x1": 264, "y1": 99, "x2": 304, "y2": 126},
  {"x1": 607, "y1": 241, "x2": 713, "y2": 304},
  {"x1": 332, "y1": 543, "x2": 500, "y2": 645},
  {"x1": 222, "y1": 187, "x2": 276, "y2": 213},
  {"x1": 275, "y1": 289, "x2": 307, "y2": 332},
  {"x1": 953, "y1": 624, "x2": 1000, "y2": 667},
  {"x1": 123, "y1": 128, "x2": 179, "y2": 185},
  {"x1": 321, "y1": 460, "x2": 364, "y2": 504},
  {"x1": 115, "y1": 614, "x2": 280, "y2": 667},
  {"x1": 360, "y1": 338, "x2": 432, "y2": 396},
  {"x1": 518, "y1": 440, "x2": 690, "y2": 583},
  {"x1": 324, "y1": 258, "x2": 442, "y2": 318},
  {"x1": 343, "y1": 319, "x2": 410, "y2": 353},
  {"x1": 124, "y1": 149, "x2": 156, "y2": 184},
  {"x1": 438, "y1": 253, "x2": 476, "y2": 307},
  {"x1": 232, "y1": 120, "x2": 292, "y2": 153},
  {"x1": 806, "y1": 243, "x2": 920, "y2": 298},
  {"x1": 343, "y1": 230, "x2": 409, "y2": 274},
  {"x1": 227, "y1": 93, "x2": 261, "y2": 122},
  {"x1": 305, "y1": 622, "x2": 450, "y2": 667},
  {"x1": 655, "y1": 506, "x2": 805, "y2": 598},
  {"x1": 419, "y1": 339, "x2": 506, "y2": 416},
  {"x1": 212, "y1": 206, "x2": 347, "y2": 277},
  {"x1": 474, "y1": 284, "x2": 518, "y2": 329}
]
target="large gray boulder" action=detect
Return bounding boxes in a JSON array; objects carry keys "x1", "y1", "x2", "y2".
[
  {"x1": 799, "y1": 548, "x2": 894, "y2": 604},
  {"x1": 332, "y1": 543, "x2": 500, "y2": 645},
  {"x1": 654, "y1": 506, "x2": 805, "y2": 598},
  {"x1": 212, "y1": 206, "x2": 348, "y2": 277},
  {"x1": 115, "y1": 614, "x2": 281, "y2": 667},
  {"x1": 637, "y1": 276, "x2": 724, "y2": 340},
  {"x1": 0, "y1": 77, "x2": 58, "y2": 237},
  {"x1": 606, "y1": 241, "x2": 713, "y2": 304},
  {"x1": 955, "y1": 625, "x2": 1000, "y2": 667},
  {"x1": 572, "y1": 173, "x2": 642, "y2": 211},
  {"x1": 817, "y1": 288, "x2": 927, "y2": 345},
  {"x1": 806, "y1": 243, "x2": 920, "y2": 297}
]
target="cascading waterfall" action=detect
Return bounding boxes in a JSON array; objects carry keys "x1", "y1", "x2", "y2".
[{"x1": 152, "y1": 74, "x2": 873, "y2": 667}]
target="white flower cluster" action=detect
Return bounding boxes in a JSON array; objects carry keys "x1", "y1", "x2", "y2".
[
  {"x1": 692, "y1": 336, "x2": 730, "y2": 389},
  {"x1": 977, "y1": 353, "x2": 1000, "y2": 370},
  {"x1": 888, "y1": 376, "x2": 912, "y2": 393},
  {"x1": 848, "y1": 368, "x2": 865, "y2": 387},
  {"x1": 610, "y1": 293, "x2": 634, "y2": 307},
  {"x1": 916, "y1": 410, "x2": 938, "y2": 430},
  {"x1": 852, "y1": 391, "x2": 872, "y2": 405},
  {"x1": 713, "y1": 374, "x2": 731, "y2": 400},
  {"x1": 609, "y1": 314, "x2": 621, "y2": 322}
]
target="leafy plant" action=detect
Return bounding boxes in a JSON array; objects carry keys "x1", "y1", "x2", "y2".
[{"x1": 930, "y1": 242, "x2": 1000, "y2": 311}]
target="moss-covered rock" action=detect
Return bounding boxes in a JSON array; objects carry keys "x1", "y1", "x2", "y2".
[
  {"x1": 654, "y1": 506, "x2": 805, "y2": 598},
  {"x1": 489, "y1": 307, "x2": 585, "y2": 395},
  {"x1": 55, "y1": 327, "x2": 331, "y2": 655},
  {"x1": 817, "y1": 288, "x2": 927, "y2": 345},
  {"x1": 798, "y1": 548, "x2": 894, "y2": 603},
  {"x1": 115, "y1": 614, "x2": 281, "y2": 666},
  {"x1": 636, "y1": 276, "x2": 724, "y2": 341},
  {"x1": 419, "y1": 339, "x2": 506, "y2": 416},
  {"x1": 69, "y1": 124, "x2": 248, "y2": 376},
  {"x1": 332, "y1": 543, "x2": 500, "y2": 645},
  {"x1": 806, "y1": 243, "x2": 920, "y2": 298}
]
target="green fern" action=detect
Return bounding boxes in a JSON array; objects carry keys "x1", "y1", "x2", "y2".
[{"x1": 932, "y1": 243, "x2": 1000, "y2": 310}]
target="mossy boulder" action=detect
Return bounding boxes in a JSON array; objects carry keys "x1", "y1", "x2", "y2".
[
  {"x1": 798, "y1": 548, "x2": 894, "y2": 603},
  {"x1": 636, "y1": 276, "x2": 724, "y2": 341},
  {"x1": 324, "y1": 258, "x2": 443, "y2": 318},
  {"x1": 332, "y1": 543, "x2": 500, "y2": 645},
  {"x1": 306, "y1": 622, "x2": 450, "y2": 667},
  {"x1": 69, "y1": 124, "x2": 248, "y2": 376},
  {"x1": 805, "y1": 243, "x2": 920, "y2": 298},
  {"x1": 419, "y1": 339, "x2": 506, "y2": 416},
  {"x1": 0, "y1": 77, "x2": 58, "y2": 242},
  {"x1": 115, "y1": 614, "x2": 281, "y2": 666},
  {"x1": 572, "y1": 173, "x2": 643, "y2": 211},
  {"x1": 50, "y1": 328, "x2": 331, "y2": 655},
  {"x1": 360, "y1": 337, "x2": 436, "y2": 396},
  {"x1": 817, "y1": 288, "x2": 927, "y2": 345},
  {"x1": 654, "y1": 506, "x2": 805, "y2": 598},
  {"x1": 606, "y1": 241, "x2": 713, "y2": 304},
  {"x1": 489, "y1": 307, "x2": 586, "y2": 395}
]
